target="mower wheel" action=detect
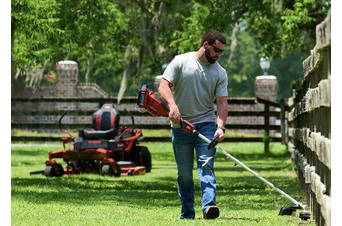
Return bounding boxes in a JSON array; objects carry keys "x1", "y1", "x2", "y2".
[
  {"x1": 44, "y1": 164, "x2": 64, "y2": 177},
  {"x1": 137, "y1": 146, "x2": 152, "y2": 173},
  {"x1": 56, "y1": 164, "x2": 64, "y2": 176},
  {"x1": 101, "y1": 163, "x2": 121, "y2": 177},
  {"x1": 44, "y1": 165, "x2": 54, "y2": 177}
]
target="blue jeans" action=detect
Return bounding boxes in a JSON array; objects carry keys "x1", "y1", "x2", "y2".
[{"x1": 171, "y1": 122, "x2": 217, "y2": 219}]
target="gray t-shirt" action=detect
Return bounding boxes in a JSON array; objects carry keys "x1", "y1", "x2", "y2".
[{"x1": 162, "y1": 52, "x2": 228, "y2": 126}]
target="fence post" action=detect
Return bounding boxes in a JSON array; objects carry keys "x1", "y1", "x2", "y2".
[
  {"x1": 280, "y1": 99, "x2": 287, "y2": 144},
  {"x1": 264, "y1": 102, "x2": 270, "y2": 153}
]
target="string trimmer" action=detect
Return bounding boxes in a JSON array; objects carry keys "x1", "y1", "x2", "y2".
[{"x1": 137, "y1": 84, "x2": 311, "y2": 221}]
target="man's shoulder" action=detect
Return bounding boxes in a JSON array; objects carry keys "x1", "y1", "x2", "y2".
[
  {"x1": 174, "y1": 52, "x2": 196, "y2": 61},
  {"x1": 213, "y1": 61, "x2": 227, "y2": 76},
  {"x1": 214, "y1": 62, "x2": 227, "y2": 74}
]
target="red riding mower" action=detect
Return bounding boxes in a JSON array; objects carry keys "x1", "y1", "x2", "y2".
[{"x1": 30, "y1": 104, "x2": 151, "y2": 177}]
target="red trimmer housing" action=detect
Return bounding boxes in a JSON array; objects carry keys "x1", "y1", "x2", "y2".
[
  {"x1": 138, "y1": 85, "x2": 195, "y2": 134},
  {"x1": 138, "y1": 84, "x2": 169, "y2": 117}
]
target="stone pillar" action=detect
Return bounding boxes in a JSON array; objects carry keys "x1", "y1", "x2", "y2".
[
  {"x1": 55, "y1": 60, "x2": 78, "y2": 85},
  {"x1": 254, "y1": 75, "x2": 278, "y2": 152},
  {"x1": 153, "y1": 75, "x2": 174, "y2": 97},
  {"x1": 154, "y1": 75, "x2": 163, "y2": 95},
  {"x1": 254, "y1": 75, "x2": 278, "y2": 102},
  {"x1": 55, "y1": 60, "x2": 78, "y2": 97}
]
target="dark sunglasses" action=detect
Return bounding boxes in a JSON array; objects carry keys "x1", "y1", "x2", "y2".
[{"x1": 211, "y1": 45, "x2": 224, "y2": 53}]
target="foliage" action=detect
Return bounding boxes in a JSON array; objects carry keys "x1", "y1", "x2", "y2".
[
  {"x1": 11, "y1": 0, "x2": 64, "y2": 71},
  {"x1": 170, "y1": 0, "x2": 237, "y2": 54},
  {"x1": 218, "y1": 27, "x2": 261, "y2": 98},
  {"x1": 262, "y1": 131, "x2": 272, "y2": 143},
  {"x1": 235, "y1": 0, "x2": 328, "y2": 59},
  {"x1": 11, "y1": 0, "x2": 330, "y2": 99},
  {"x1": 11, "y1": 142, "x2": 314, "y2": 225}
]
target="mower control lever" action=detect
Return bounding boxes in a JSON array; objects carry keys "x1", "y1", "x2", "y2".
[
  {"x1": 59, "y1": 111, "x2": 76, "y2": 141},
  {"x1": 207, "y1": 135, "x2": 219, "y2": 150}
]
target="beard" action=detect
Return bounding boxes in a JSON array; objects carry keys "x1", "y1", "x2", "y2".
[{"x1": 204, "y1": 47, "x2": 217, "y2": 64}]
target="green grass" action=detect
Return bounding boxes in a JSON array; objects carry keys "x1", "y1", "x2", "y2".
[{"x1": 11, "y1": 142, "x2": 315, "y2": 226}]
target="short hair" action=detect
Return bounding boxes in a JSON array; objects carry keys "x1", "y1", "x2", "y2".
[{"x1": 201, "y1": 30, "x2": 226, "y2": 46}]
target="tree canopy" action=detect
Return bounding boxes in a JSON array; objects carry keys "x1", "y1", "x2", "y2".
[{"x1": 11, "y1": 0, "x2": 331, "y2": 101}]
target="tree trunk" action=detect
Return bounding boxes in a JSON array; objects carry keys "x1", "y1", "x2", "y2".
[
  {"x1": 117, "y1": 46, "x2": 137, "y2": 104},
  {"x1": 85, "y1": 51, "x2": 95, "y2": 83},
  {"x1": 27, "y1": 61, "x2": 49, "y2": 87},
  {"x1": 228, "y1": 23, "x2": 239, "y2": 64}
]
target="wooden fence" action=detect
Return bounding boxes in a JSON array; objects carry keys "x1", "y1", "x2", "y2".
[
  {"x1": 286, "y1": 10, "x2": 331, "y2": 226},
  {"x1": 11, "y1": 96, "x2": 282, "y2": 151}
]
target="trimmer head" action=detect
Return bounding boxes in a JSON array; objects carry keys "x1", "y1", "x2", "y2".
[
  {"x1": 299, "y1": 211, "x2": 311, "y2": 221},
  {"x1": 279, "y1": 206, "x2": 311, "y2": 221},
  {"x1": 279, "y1": 206, "x2": 300, "y2": 216}
]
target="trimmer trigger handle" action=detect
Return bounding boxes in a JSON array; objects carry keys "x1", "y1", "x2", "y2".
[
  {"x1": 180, "y1": 119, "x2": 195, "y2": 133},
  {"x1": 208, "y1": 135, "x2": 219, "y2": 150}
]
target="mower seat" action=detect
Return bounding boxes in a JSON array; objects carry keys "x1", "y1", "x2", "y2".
[
  {"x1": 73, "y1": 104, "x2": 121, "y2": 150},
  {"x1": 92, "y1": 104, "x2": 120, "y2": 131},
  {"x1": 80, "y1": 104, "x2": 120, "y2": 140},
  {"x1": 81, "y1": 128, "x2": 117, "y2": 139}
]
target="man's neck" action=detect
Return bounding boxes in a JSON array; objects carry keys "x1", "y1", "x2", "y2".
[{"x1": 195, "y1": 47, "x2": 208, "y2": 64}]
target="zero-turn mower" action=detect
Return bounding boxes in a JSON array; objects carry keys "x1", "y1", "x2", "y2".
[{"x1": 30, "y1": 103, "x2": 151, "y2": 177}]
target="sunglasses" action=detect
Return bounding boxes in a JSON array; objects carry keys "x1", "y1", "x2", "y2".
[{"x1": 211, "y1": 45, "x2": 224, "y2": 53}]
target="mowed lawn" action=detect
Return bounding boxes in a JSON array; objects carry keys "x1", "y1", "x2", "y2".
[{"x1": 11, "y1": 141, "x2": 315, "y2": 226}]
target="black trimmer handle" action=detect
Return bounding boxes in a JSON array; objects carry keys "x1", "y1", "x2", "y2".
[{"x1": 208, "y1": 135, "x2": 219, "y2": 150}]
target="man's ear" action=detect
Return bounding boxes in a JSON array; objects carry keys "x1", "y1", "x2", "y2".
[{"x1": 202, "y1": 41, "x2": 209, "y2": 48}]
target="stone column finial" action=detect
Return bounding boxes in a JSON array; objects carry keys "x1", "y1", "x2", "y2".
[
  {"x1": 55, "y1": 60, "x2": 78, "y2": 85},
  {"x1": 254, "y1": 75, "x2": 278, "y2": 102}
]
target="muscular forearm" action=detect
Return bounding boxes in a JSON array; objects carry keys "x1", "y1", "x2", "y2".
[
  {"x1": 158, "y1": 79, "x2": 176, "y2": 108},
  {"x1": 216, "y1": 97, "x2": 228, "y2": 127},
  {"x1": 215, "y1": 96, "x2": 228, "y2": 141},
  {"x1": 158, "y1": 78, "x2": 181, "y2": 125}
]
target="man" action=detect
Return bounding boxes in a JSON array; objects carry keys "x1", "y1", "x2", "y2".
[{"x1": 158, "y1": 30, "x2": 228, "y2": 219}]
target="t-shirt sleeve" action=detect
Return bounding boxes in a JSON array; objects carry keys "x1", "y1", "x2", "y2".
[
  {"x1": 215, "y1": 70, "x2": 228, "y2": 97},
  {"x1": 162, "y1": 56, "x2": 180, "y2": 85}
]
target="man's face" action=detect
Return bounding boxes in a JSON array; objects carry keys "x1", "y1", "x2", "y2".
[{"x1": 204, "y1": 40, "x2": 224, "y2": 64}]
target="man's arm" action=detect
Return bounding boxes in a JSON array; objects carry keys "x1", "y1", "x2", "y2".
[
  {"x1": 215, "y1": 96, "x2": 228, "y2": 141},
  {"x1": 158, "y1": 78, "x2": 181, "y2": 125}
]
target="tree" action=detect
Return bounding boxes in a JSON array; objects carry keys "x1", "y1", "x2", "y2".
[
  {"x1": 171, "y1": 0, "x2": 330, "y2": 58},
  {"x1": 219, "y1": 26, "x2": 261, "y2": 98},
  {"x1": 242, "y1": 0, "x2": 331, "y2": 58},
  {"x1": 170, "y1": 0, "x2": 330, "y2": 100},
  {"x1": 60, "y1": 0, "x2": 130, "y2": 84},
  {"x1": 11, "y1": 0, "x2": 330, "y2": 101},
  {"x1": 11, "y1": 0, "x2": 65, "y2": 86}
]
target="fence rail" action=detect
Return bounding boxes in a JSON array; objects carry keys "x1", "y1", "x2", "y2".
[
  {"x1": 11, "y1": 96, "x2": 282, "y2": 150},
  {"x1": 10, "y1": 136, "x2": 282, "y2": 143}
]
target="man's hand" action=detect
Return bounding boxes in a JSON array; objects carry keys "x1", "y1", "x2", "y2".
[
  {"x1": 169, "y1": 104, "x2": 181, "y2": 125},
  {"x1": 215, "y1": 96, "x2": 228, "y2": 142},
  {"x1": 214, "y1": 128, "x2": 225, "y2": 141}
]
